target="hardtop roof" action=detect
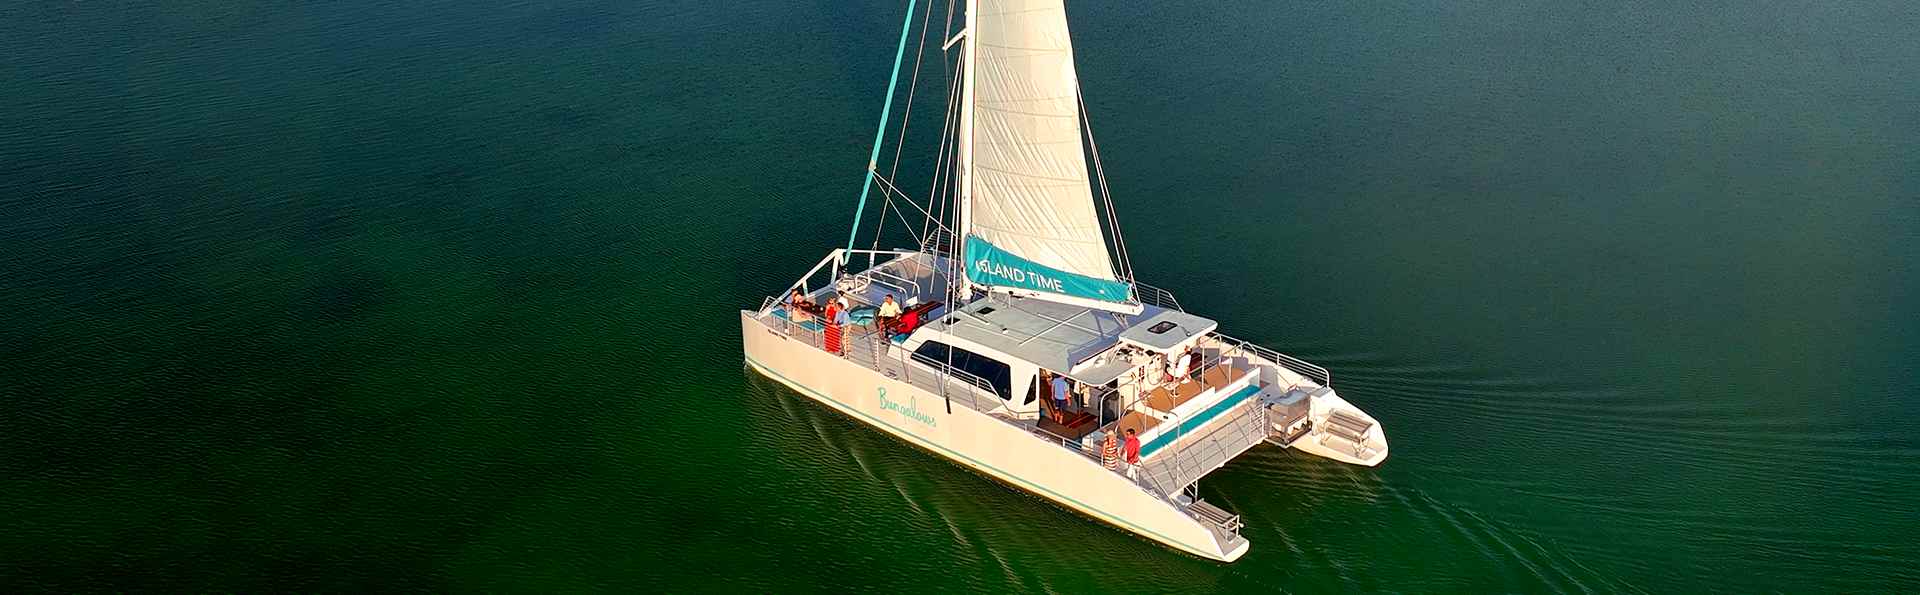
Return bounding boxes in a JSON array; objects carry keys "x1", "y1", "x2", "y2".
[{"x1": 928, "y1": 294, "x2": 1214, "y2": 374}]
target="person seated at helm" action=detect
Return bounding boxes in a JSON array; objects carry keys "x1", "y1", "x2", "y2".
[
  {"x1": 1166, "y1": 347, "x2": 1196, "y2": 385},
  {"x1": 877, "y1": 294, "x2": 903, "y2": 333}
]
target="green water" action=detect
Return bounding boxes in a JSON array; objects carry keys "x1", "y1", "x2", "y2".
[{"x1": 3, "y1": 1, "x2": 1916, "y2": 591}]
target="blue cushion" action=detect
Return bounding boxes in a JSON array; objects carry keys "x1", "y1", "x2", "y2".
[{"x1": 769, "y1": 307, "x2": 826, "y2": 332}]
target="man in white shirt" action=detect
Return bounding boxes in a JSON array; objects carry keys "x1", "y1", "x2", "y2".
[
  {"x1": 1168, "y1": 347, "x2": 1195, "y2": 385},
  {"x1": 877, "y1": 294, "x2": 903, "y2": 335}
]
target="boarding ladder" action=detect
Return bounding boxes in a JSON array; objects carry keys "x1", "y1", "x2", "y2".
[{"x1": 1137, "y1": 392, "x2": 1271, "y2": 498}]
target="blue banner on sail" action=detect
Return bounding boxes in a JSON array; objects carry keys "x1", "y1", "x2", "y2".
[{"x1": 963, "y1": 236, "x2": 1133, "y2": 303}]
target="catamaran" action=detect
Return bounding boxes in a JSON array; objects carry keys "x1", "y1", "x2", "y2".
[{"x1": 740, "y1": 0, "x2": 1387, "y2": 562}]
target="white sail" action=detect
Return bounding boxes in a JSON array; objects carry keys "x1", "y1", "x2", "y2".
[{"x1": 962, "y1": 0, "x2": 1130, "y2": 307}]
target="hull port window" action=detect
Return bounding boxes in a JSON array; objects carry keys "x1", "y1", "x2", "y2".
[{"x1": 911, "y1": 341, "x2": 1013, "y2": 400}]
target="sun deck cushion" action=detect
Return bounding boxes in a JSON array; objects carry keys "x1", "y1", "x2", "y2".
[{"x1": 889, "y1": 301, "x2": 943, "y2": 336}]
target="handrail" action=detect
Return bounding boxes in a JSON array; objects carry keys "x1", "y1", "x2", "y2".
[
  {"x1": 750, "y1": 311, "x2": 1197, "y2": 505},
  {"x1": 907, "y1": 351, "x2": 1001, "y2": 412},
  {"x1": 1210, "y1": 331, "x2": 1331, "y2": 388},
  {"x1": 1139, "y1": 391, "x2": 1264, "y2": 497},
  {"x1": 1124, "y1": 285, "x2": 1333, "y2": 393},
  {"x1": 774, "y1": 249, "x2": 929, "y2": 313},
  {"x1": 864, "y1": 269, "x2": 922, "y2": 299},
  {"x1": 754, "y1": 298, "x2": 1002, "y2": 414},
  {"x1": 1133, "y1": 282, "x2": 1183, "y2": 312}
]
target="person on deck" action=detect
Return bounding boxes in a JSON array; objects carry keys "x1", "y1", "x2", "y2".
[
  {"x1": 1121, "y1": 427, "x2": 1142, "y2": 480},
  {"x1": 1050, "y1": 372, "x2": 1072, "y2": 422},
  {"x1": 1179, "y1": 346, "x2": 1199, "y2": 384},
  {"x1": 786, "y1": 289, "x2": 813, "y2": 322},
  {"x1": 1167, "y1": 348, "x2": 1194, "y2": 385},
  {"x1": 1101, "y1": 431, "x2": 1120, "y2": 470},
  {"x1": 877, "y1": 294, "x2": 902, "y2": 335},
  {"x1": 822, "y1": 297, "x2": 845, "y2": 354}
]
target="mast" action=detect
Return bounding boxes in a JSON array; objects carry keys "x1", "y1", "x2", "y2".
[{"x1": 954, "y1": 0, "x2": 980, "y2": 300}]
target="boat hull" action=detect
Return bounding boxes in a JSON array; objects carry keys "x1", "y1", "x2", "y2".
[
  {"x1": 741, "y1": 311, "x2": 1246, "y2": 562},
  {"x1": 1289, "y1": 391, "x2": 1390, "y2": 466}
]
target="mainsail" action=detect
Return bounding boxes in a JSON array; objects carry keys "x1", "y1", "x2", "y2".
[{"x1": 960, "y1": 0, "x2": 1134, "y2": 310}]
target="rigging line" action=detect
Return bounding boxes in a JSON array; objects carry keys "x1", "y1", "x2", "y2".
[
  {"x1": 872, "y1": 170, "x2": 957, "y2": 237},
  {"x1": 933, "y1": 59, "x2": 963, "y2": 247},
  {"x1": 887, "y1": 191, "x2": 925, "y2": 248},
  {"x1": 921, "y1": 57, "x2": 964, "y2": 249},
  {"x1": 1077, "y1": 79, "x2": 1136, "y2": 286},
  {"x1": 870, "y1": 196, "x2": 893, "y2": 251},
  {"x1": 874, "y1": 0, "x2": 940, "y2": 252},
  {"x1": 869, "y1": 189, "x2": 926, "y2": 250},
  {"x1": 936, "y1": 0, "x2": 959, "y2": 250},
  {"x1": 926, "y1": 0, "x2": 959, "y2": 258},
  {"x1": 886, "y1": 0, "x2": 938, "y2": 184},
  {"x1": 942, "y1": 0, "x2": 956, "y2": 45},
  {"x1": 869, "y1": 173, "x2": 923, "y2": 236},
  {"x1": 843, "y1": 0, "x2": 921, "y2": 266}
]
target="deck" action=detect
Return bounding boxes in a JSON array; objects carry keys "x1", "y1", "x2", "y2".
[
  {"x1": 1144, "y1": 364, "x2": 1247, "y2": 412},
  {"x1": 753, "y1": 249, "x2": 1276, "y2": 546}
]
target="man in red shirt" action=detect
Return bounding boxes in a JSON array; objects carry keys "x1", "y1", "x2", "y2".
[{"x1": 1121, "y1": 428, "x2": 1142, "y2": 480}]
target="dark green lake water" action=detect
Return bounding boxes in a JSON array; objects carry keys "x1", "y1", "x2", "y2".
[{"x1": 3, "y1": 1, "x2": 1917, "y2": 591}]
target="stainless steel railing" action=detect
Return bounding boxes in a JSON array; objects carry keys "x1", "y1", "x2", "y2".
[
  {"x1": 1120, "y1": 282, "x2": 1329, "y2": 388},
  {"x1": 1209, "y1": 332, "x2": 1331, "y2": 388},
  {"x1": 757, "y1": 304, "x2": 1002, "y2": 413},
  {"x1": 863, "y1": 269, "x2": 922, "y2": 300},
  {"x1": 754, "y1": 302, "x2": 1218, "y2": 503},
  {"x1": 1133, "y1": 282, "x2": 1183, "y2": 312},
  {"x1": 905, "y1": 351, "x2": 1002, "y2": 413},
  {"x1": 1139, "y1": 391, "x2": 1266, "y2": 498}
]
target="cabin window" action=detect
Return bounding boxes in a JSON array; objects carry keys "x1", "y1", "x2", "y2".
[{"x1": 911, "y1": 341, "x2": 1012, "y2": 400}]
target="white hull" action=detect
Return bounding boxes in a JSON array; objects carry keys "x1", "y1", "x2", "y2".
[
  {"x1": 1288, "y1": 392, "x2": 1390, "y2": 466},
  {"x1": 742, "y1": 311, "x2": 1249, "y2": 562}
]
